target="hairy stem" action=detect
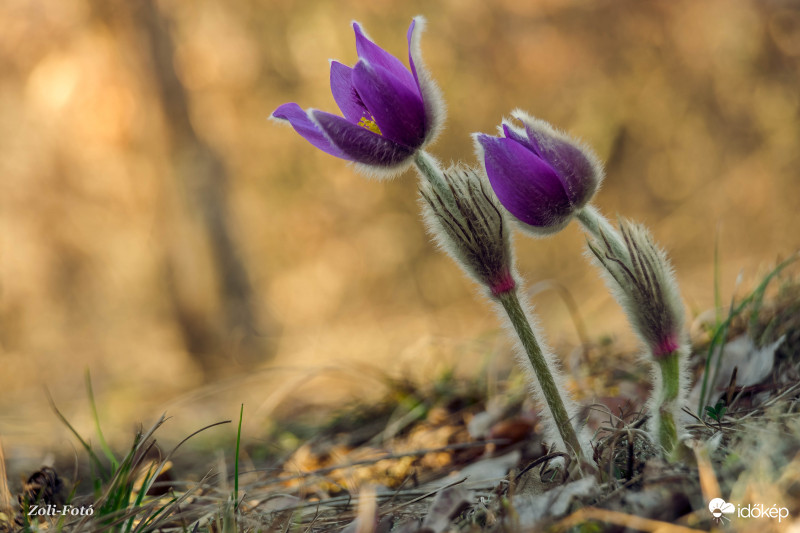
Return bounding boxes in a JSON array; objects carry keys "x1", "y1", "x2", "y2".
[
  {"x1": 414, "y1": 150, "x2": 449, "y2": 197},
  {"x1": 656, "y1": 350, "x2": 682, "y2": 455},
  {"x1": 497, "y1": 290, "x2": 585, "y2": 462},
  {"x1": 658, "y1": 350, "x2": 681, "y2": 404},
  {"x1": 576, "y1": 205, "x2": 626, "y2": 259},
  {"x1": 658, "y1": 409, "x2": 678, "y2": 456}
]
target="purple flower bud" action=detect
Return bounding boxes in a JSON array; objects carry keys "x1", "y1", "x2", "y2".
[
  {"x1": 272, "y1": 17, "x2": 444, "y2": 178},
  {"x1": 419, "y1": 166, "x2": 516, "y2": 297},
  {"x1": 473, "y1": 110, "x2": 603, "y2": 235}
]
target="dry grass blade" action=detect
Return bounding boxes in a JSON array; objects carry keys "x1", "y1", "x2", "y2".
[
  {"x1": 341, "y1": 485, "x2": 377, "y2": 533},
  {"x1": 139, "y1": 474, "x2": 210, "y2": 531},
  {"x1": 0, "y1": 440, "x2": 12, "y2": 523},
  {"x1": 555, "y1": 507, "x2": 705, "y2": 532},
  {"x1": 691, "y1": 439, "x2": 722, "y2": 503},
  {"x1": 383, "y1": 477, "x2": 468, "y2": 516}
]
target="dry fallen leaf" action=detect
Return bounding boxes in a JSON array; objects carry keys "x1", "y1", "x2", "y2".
[
  {"x1": 420, "y1": 485, "x2": 472, "y2": 533},
  {"x1": 424, "y1": 451, "x2": 521, "y2": 490},
  {"x1": 688, "y1": 334, "x2": 785, "y2": 408},
  {"x1": 515, "y1": 476, "x2": 597, "y2": 526}
]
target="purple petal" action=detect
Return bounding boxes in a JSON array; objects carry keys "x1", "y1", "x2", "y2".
[
  {"x1": 272, "y1": 103, "x2": 351, "y2": 160},
  {"x1": 312, "y1": 110, "x2": 415, "y2": 166},
  {"x1": 523, "y1": 124, "x2": 597, "y2": 207},
  {"x1": 329, "y1": 61, "x2": 370, "y2": 123},
  {"x1": 406, "y1": 16, "x2": 445, "y2": 145},
  {"x1": 353, "y1": 22, "x2": 417, "y2": 94},
  {"x1": 477, "y1": 134, "x2": 572, "y2": 227},
  {"x1": 352, "y1": 60, "x2": 426, "y2": 148},
  {"x1": 406, "y1": 19, "x2": 421, "y2": 90},
  {"x1": 540, "y1": 139, "x2": 598, "y2": 207},
  {"x1": 503, "y1": 123, "x2": 542, "y2": 156}
]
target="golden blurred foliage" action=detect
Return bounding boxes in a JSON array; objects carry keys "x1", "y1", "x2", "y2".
[{"x1": 0, "y1": 0, "x2": 798, "y2": 458}]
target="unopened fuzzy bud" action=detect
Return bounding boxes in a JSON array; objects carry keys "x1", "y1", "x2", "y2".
[
  {"x1": 420, "y1": 165, "x2": 516, "y2": 297},
  {"x1": 587, "y1": 219, "x2": 685, "y2": 360},
  {"x1": 587, "y1": 218, "x2": 689, "y2": 457}
]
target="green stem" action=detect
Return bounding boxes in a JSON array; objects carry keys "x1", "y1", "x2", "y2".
[
  {"x1": 658, "y1": 351, "x2": 681, "y2": 404},
  {"x1": 656, "y1": 351, "x2": 681, "y2": 456},
  {"x1": 575, "y1": 205, "x2": 626, "y2": 259},
  {"x1": 658, "y1": 409, "x2": 678, "y2": 456},
  {"x1": 413, "y1": 150, "x2": 448, "y2": 196},
  {"x1": 497, "y1": 290, "x2": 584, "y2": 461}
]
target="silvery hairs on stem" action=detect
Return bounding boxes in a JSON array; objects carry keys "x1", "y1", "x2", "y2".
[
  {"x1": 419, "y1": 165, "x2": 590, "y2": 461},
  {"x1": 587, "y1": 219, "x2": 690, "y2": 454}
]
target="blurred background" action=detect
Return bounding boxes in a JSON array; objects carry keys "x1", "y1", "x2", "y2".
[{"x1": 1, "y1": 0, "x2": 799, "y2": 470}]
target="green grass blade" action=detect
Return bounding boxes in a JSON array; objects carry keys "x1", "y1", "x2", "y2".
[
  {"x1": 125, "y1": 463, "x2": 155, "y2": 533},
  {"x1": 234, "y1": 404, "x2": 244, "y2": 511},
  {"x1": 46, "y1": 389, "x2": 109, "y2": 480},
  {"x1": 697, "y1": 254, "x2": 798, "y2": 414},
  {"x1": 86, "y1": 370, "x2": 119, "y2": 471},
  {"x1": 714, "y1": 224, "x2": 722, "y2": 325},
  {"x1": 140, "y1": 419, "x2": 230, "y2": 499}
]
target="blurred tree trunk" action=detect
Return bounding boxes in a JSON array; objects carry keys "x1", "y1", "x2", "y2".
[{"x1": 97, "y1": 0, "x2": 275, "y2": 379}]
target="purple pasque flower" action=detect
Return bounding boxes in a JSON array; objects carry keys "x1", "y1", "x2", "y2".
[
  {"x1": 272, "y1": 17, "x2": 444, "y2": 178},
  {"x1": 473, "y1": 110, "x2": 603, "y2": 235}
]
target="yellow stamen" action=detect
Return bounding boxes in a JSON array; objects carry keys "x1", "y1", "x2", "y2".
[{"x1": 357, "y1": 116, "x2": 382, "y2": 135}]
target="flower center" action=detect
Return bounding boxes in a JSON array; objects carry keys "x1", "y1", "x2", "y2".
[{"x1": 357, "y1": 116, "x2": 382, "y2": 135}]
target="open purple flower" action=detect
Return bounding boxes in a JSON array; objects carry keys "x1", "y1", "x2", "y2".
[
  {"x1": 272, "y1": 17, "x2": 444, "y2": 178},
  {"x1": 473, "y1": 110, "x2": 603, "y2": 235}
]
